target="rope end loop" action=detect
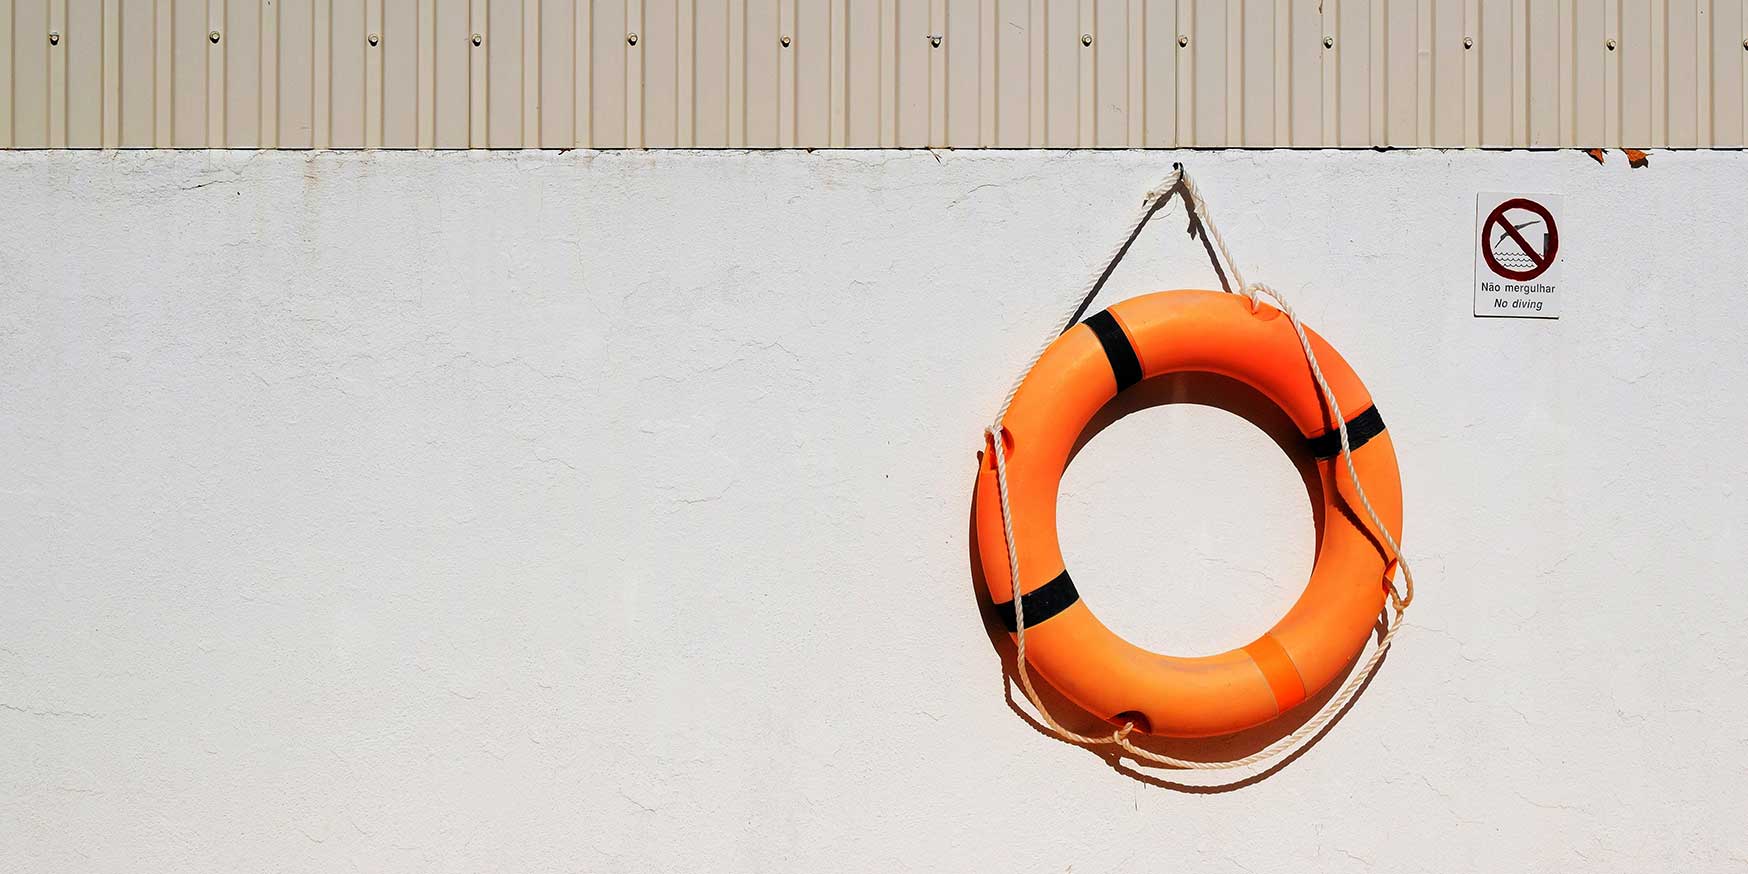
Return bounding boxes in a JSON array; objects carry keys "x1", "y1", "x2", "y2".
[
  {"x1": 1241, "y1": 281, "x2": 1266, "y2": 315},
  {"x1": 1387, "y1": 558, "x2": 1415, "y2": 611},
  {"x1": 985, "y1": 424, "x2": 1013, "y2": 458}
]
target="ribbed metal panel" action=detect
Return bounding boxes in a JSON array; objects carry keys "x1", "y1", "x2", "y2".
[{"x1": 4, "y1": 0, "x2": 1746, "y2": 148}]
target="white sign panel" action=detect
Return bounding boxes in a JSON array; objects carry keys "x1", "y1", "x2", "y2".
[{"x1": 1474, "y1": 192, "x2": 1564, "y2": 319}]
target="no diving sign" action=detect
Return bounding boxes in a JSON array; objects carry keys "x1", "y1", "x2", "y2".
[{"x1": 1474, "y1": 192, "x2": 1564, "y2": 318}]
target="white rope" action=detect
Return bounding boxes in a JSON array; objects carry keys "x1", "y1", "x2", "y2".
[
  {"x1": 986, "y1": 165, "x2": 1415, "y2": 770},
  {"x1": 994, "y1": 168, "x2": 1183, "y2": 423}
]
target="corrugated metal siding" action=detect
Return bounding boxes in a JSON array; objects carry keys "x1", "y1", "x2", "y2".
[{"x1": 3, "y1": 0, "x2": 1746, "y2": 148}]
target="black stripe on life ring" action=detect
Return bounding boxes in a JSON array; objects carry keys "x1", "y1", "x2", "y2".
[
  {"x1": 1306, "y1": 405, "x2": 1386, "y2": 460},
  {"x1": 995, "y1": 570, "x2": 1080, "y2": 632},
  {"x1": 1084, "y1": 310, "x2": 1143, "y2": 392}
]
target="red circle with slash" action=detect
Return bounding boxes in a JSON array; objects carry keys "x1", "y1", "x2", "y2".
[{"x1": 1482, "y1": 198, "x2": 1560, "y2": 282}]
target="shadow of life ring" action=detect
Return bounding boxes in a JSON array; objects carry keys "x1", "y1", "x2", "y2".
[{"x1": 974, "y1": 289, "x2": 1403, "y2": 739}]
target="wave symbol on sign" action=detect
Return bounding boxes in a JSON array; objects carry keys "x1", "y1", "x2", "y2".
[{"x1": 1491, "y1": 217, "x2": 1546, "y2": 270}]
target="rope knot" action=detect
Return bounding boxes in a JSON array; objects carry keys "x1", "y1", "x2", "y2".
[
  {"x1": 1143, "y1": 170, "x2": 1184, "y2": 206},
  {"x1": 1241, "y1": 282, "x2": 1270, "y2": 315}
]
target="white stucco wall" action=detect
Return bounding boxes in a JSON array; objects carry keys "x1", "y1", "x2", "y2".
[{"x1": 2, "y1": 149, "x2": 1746, "y2": 873}]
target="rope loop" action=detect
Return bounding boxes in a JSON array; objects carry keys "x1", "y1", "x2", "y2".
[{"x1": 986, "y1": 166, "x2": 1417, "y2": 772}]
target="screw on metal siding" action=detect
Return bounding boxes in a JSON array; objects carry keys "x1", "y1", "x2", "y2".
[
  {"x1": 1178, "y1": 34, "x2": 1188, "y2": 48},
  {"x1": 927, "y1": 34, "x2": 942, "y2": 48},
  {"x1": 369, "y1": 33, "x2": 380, "y2": 46},
  {"x1": 471, "y1": 33, "x2": 482, "y2": 46},
  {"x1": 1081, "y1": 33, "x2": 1092, "y2": 46},
  {"x1": 1463, "y1": 36, "x2": 1474, "y2": 49},
  {"x1": 780, "y1": 35, "x2": 791, "y2": 47},
  {"x1": 1606, "y1": 38, "x2": 1617, "y2": 51},
  {"x1": 210, "y1": 30, "x2": 221, "y2": 44},
  {"x1": 627, "y1": 32, "x2": 638, "y2": 45},
  {"x1": 1323, "y1": 35, "x2": 1334, "y2": 49},
  {"x1": 48, "y1": 31, "x2": 60, "y2": 45}
]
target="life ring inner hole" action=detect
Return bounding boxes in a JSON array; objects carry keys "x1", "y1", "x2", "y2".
[{"x1": 1056, "y1": 371, "x2": 1328, "y2": 658}]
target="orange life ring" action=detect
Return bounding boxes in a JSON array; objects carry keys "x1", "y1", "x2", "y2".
[{"x1": 974, "y1": 289, "x2": 1403, "y2": 738}]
